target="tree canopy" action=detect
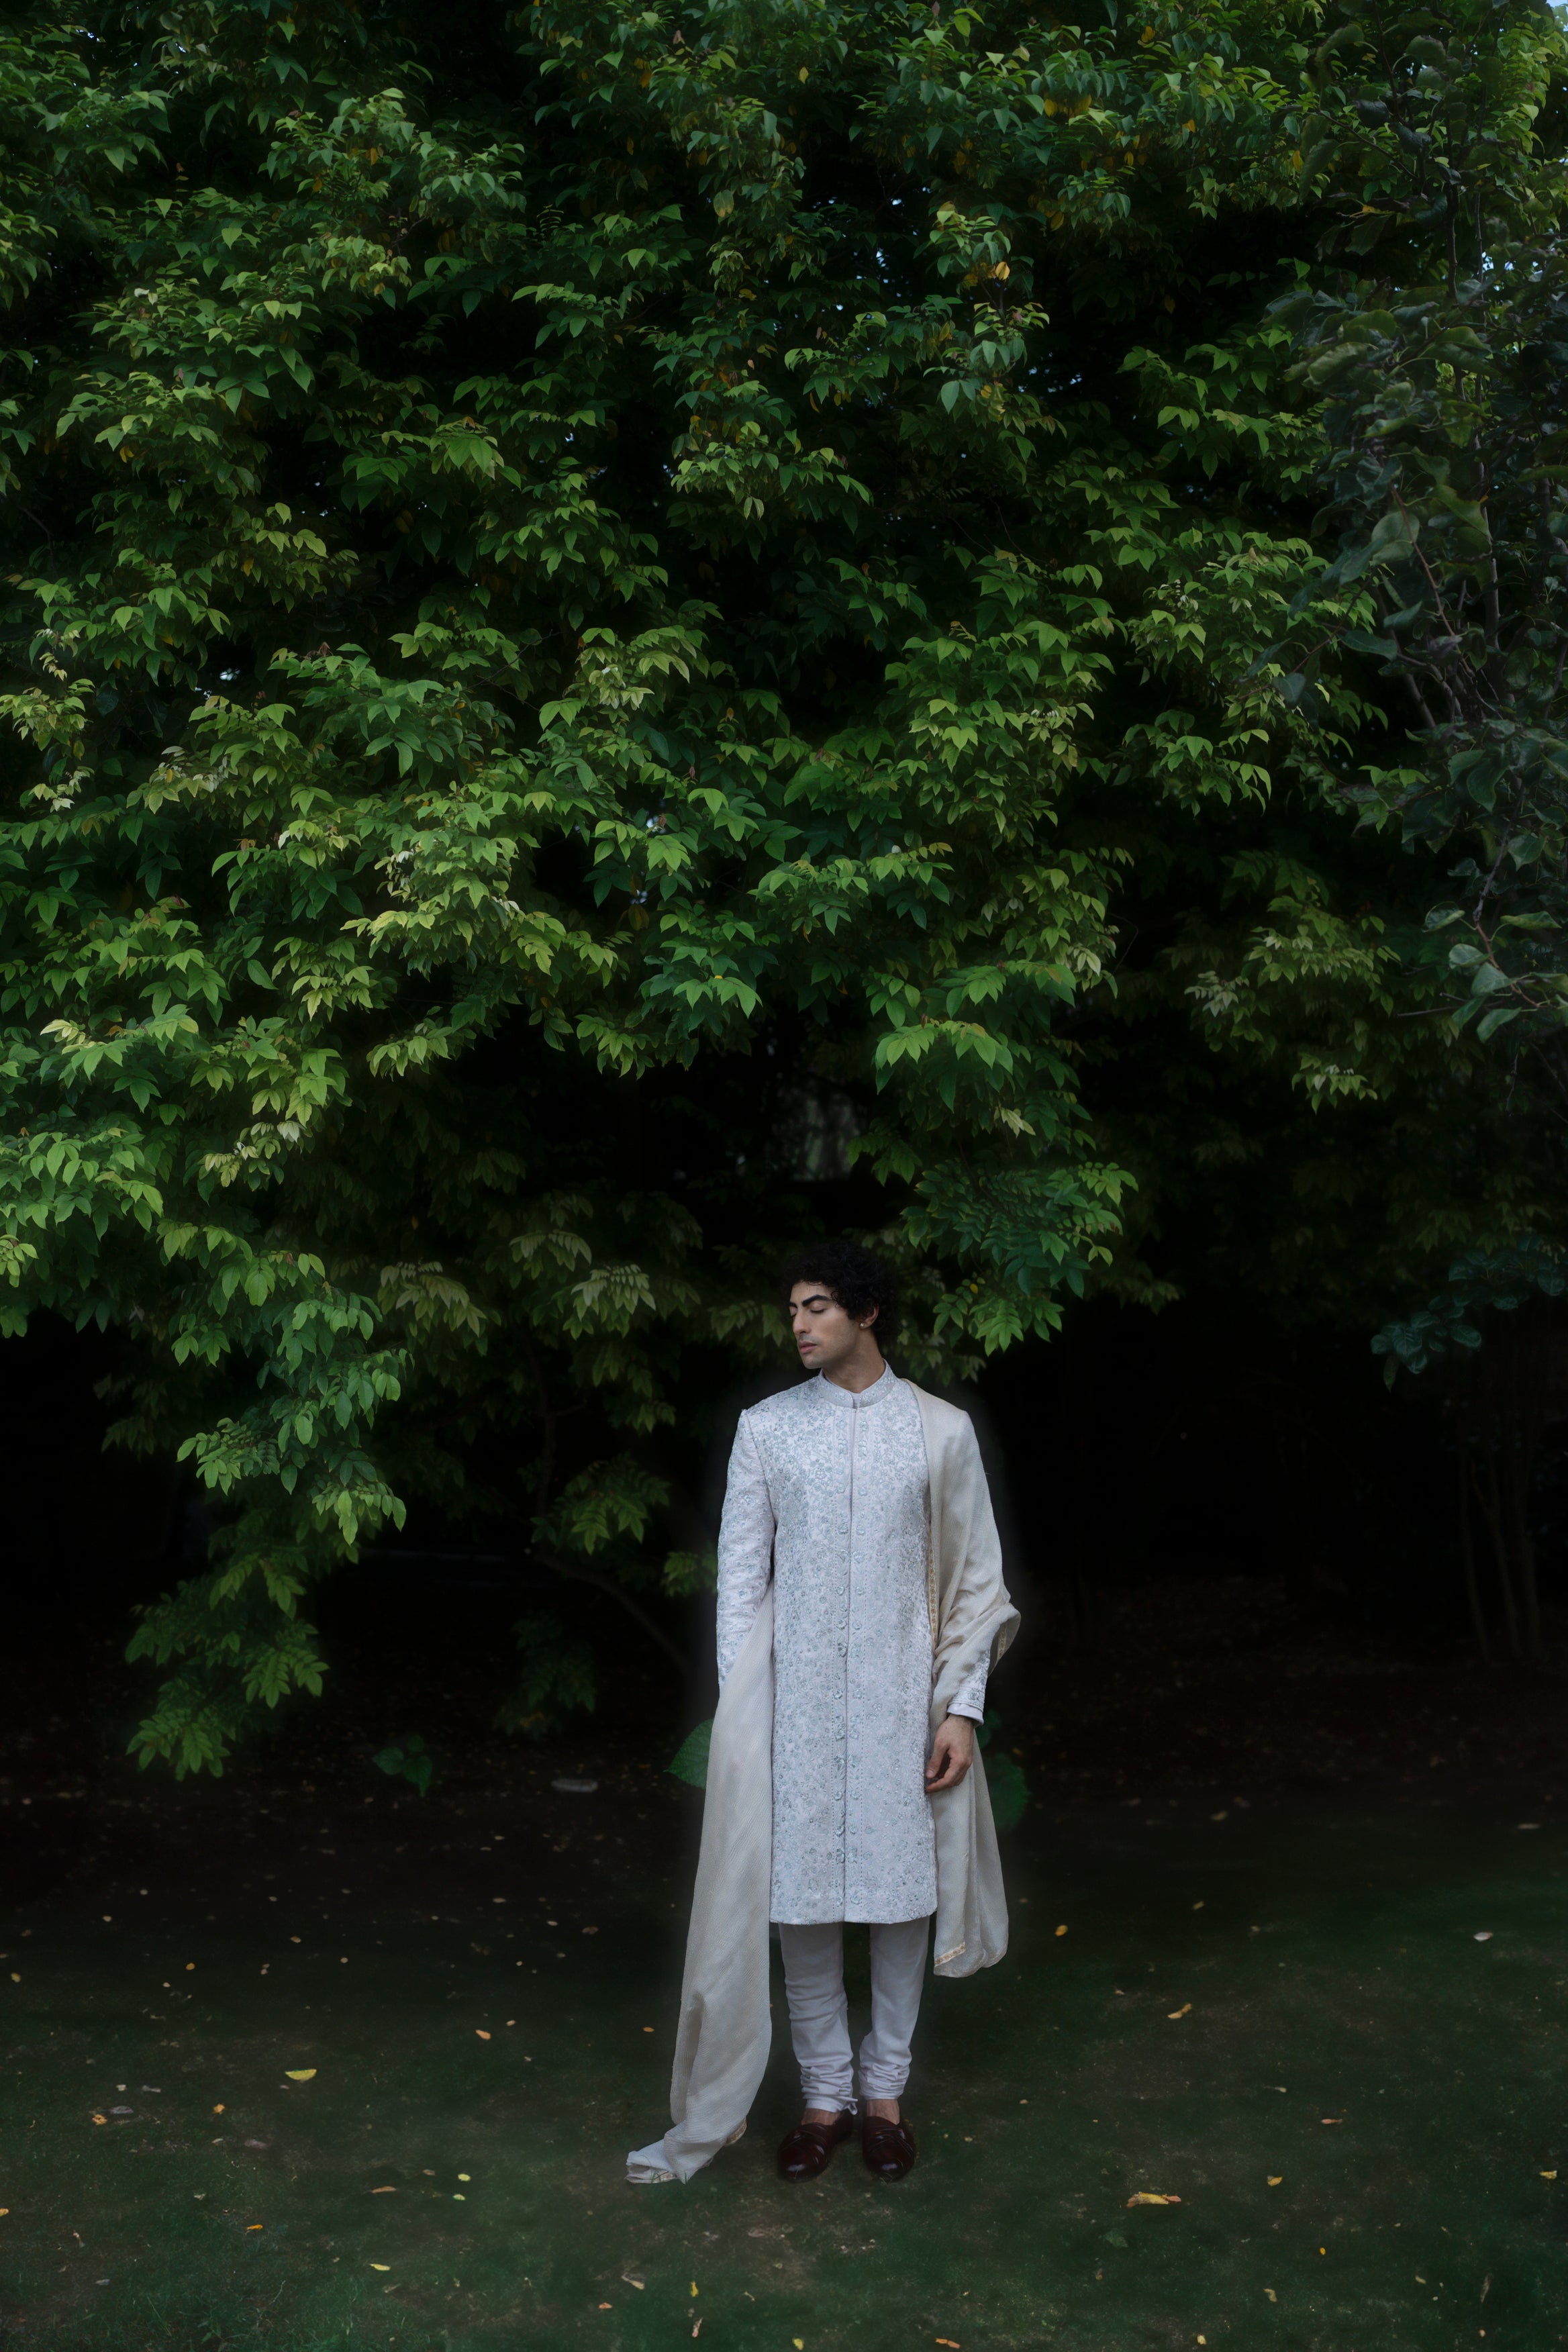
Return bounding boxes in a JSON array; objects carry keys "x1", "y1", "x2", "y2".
[{"x1": 2, "y1": 0, "x2": 1563, "y2": 1768}]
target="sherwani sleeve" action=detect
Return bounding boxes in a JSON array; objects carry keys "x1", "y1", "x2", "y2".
[
  {"x1": 946, "y1": 1661, "x2": 989, "y2": 1723},
  {"x1": 932, "y1": 1411, "x2": 1001, "y2": 1722},
  {"x1": 715, "y1": 1412, "x2": 775, "y2": 1690}
]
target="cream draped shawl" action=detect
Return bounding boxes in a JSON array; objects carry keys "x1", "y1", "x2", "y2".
[{"x1": 626, "y1": 1383, "x2": 1020, "y2": 2185}]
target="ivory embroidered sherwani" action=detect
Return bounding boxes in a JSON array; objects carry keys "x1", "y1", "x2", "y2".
[
  {"x1": 716, "y1": 1367, "x2": 988, "y2": 1924},
  {"x1": 627, "y1": 1375, "x2": 1018, "y2": 2186}
]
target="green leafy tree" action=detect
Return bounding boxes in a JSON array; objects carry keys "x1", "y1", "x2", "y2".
[
  {"x1": 1, "y1": 0, "x2": 1556, "y2": 1767},
  {"x1": 1273, "y1": 0, "x2": 1568, "y2": 1048},
  {"x1": 1244, "y1": 0, "x2": 1568, "y2": 1652}
]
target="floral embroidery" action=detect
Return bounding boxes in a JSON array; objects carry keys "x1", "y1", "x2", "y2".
[{"x1": 716, "y1": 1366, "x2": 989, "y2": 1924}]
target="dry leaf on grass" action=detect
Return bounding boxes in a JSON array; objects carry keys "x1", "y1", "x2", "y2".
[
  {"x1": 285, "y1": 2069, "x2": 316, "y2": 2081},
  {"x1": 1267, "y1": 2175, "x2": 1283, "y2": 2186},
  {"x1": 475, "y1": 2030, "x2": 491, "y2": 2041},
  {"x1": 369, "y1": 2263, "x2": 389, "y2": 2271},
  {"x1": 372, "y1": 2186, "x2": 397, "y2": 2194},
  {"x1": 1167, "y1": 2004, "x2": 1191, "y2": 2020},
  {"x1": 1126, "y1": 2192, "x2": 1181, "y2": 2207}
]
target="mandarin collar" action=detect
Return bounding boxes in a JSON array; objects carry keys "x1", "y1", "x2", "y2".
[{"x1": 816, "y1": 1363, "x2": 896, "y2": 1409}]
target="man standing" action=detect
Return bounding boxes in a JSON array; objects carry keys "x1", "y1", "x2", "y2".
[{"x1": 627, "y1": 1242, "x2": 1018, "y2": 2188}]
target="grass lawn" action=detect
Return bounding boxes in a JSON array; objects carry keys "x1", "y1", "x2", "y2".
[{"x1": 3, "y1": 1739, "x2": 1565, "y2": 2352}]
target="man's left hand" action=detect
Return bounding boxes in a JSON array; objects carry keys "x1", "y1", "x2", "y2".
[{"x1": 924, "y1": 1714, "x2": 975, "y2": 1794}]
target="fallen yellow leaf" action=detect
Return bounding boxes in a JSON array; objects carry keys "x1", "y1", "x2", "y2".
[
  {"x1": 1267, "y1": 2175, "x2": 1283, "y2": 2186},
  {"x1": 1055, "y1": 1924, "x2": 1067, "y2": 1937},
  {"x1": 1264, "y1": 2289, "x2": 1277, "y2": 2303},
  {"x1": 285, "y1": 2069, "x2": 316, "y2": 2081},
  {"x1": 475, "y1": 2029, "x2": 491, "y2": 2041},
  {"x1": 248, "y1": 2224, "x2": 263, "y2": 2233},
  {"x1": 91, "y1": 2113, "x2": 107, "y2": 2125},
  {"x1": 212, "y1": 2104, "x2": 225, "y2": 2114},
  {"x1": 1127, "y1": 2192, "x2": 1181, "y2": 2206},
  {"x1": 372, "y1": 2186, "x2": 397, "y2": 2194},
  {"x1": 1167, "y1": 2004, "x2": 1191, "y2": 2020},
  {"x1": 1542, "y1": 2170, "x2": 1559, "y2": 2179},
  {"x1": 370, "y1": 2262, "x2": 389, "y2": 2271},
  {"x1": 622, "y1": 2275, "x2": 645, "y2": 2290}
]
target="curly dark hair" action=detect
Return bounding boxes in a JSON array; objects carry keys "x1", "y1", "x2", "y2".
[{"x1": 778, "y1": 1241, "x2": 901, "y2": 1351}]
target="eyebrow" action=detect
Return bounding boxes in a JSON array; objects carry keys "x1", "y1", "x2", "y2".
[{"x1": 791, "y1": 1291, "x2": 834, "y2": 1308}]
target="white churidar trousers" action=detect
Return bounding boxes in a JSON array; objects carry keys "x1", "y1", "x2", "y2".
[{"x1": 777, "y1": 1916, "x2": 931, "y2": 2108}]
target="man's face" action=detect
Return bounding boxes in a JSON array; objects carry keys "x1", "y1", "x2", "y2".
[{"x1": 787, "y1": 1281, "x2": 874, "y2": 1372}]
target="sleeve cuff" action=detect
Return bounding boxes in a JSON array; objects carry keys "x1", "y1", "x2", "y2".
[{"x1": 946, "y1": 1699, "x2": 985, "y2": 1722}]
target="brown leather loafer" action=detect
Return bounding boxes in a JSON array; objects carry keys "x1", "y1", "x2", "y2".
[
  {"x1": 776, "y1": 2110, "x2": 855, "y2": 2182},
  {"x1": 861, "y1": 2112, "x2": 918, "y2": 2180}
]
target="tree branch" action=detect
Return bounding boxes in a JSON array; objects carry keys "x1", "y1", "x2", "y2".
[{"x1": 530, "y1": 1545, "x2": 691, "y2": 1675}]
